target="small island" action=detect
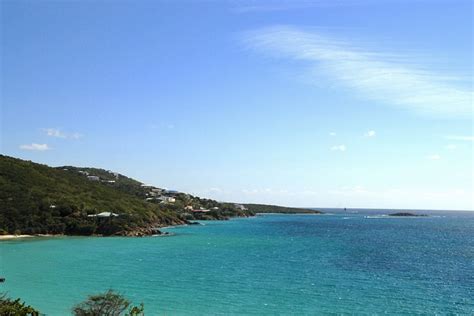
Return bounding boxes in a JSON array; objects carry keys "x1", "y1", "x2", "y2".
[{"x1": 388, "y1": 212, "x2": 427, "y2": 217}]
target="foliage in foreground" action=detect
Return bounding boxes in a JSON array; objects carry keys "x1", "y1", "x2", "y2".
[
  {"x1": 1, "y1": 290, "x2": 145, "y2": 316},
  {"x1": 0, "y1": 294, "x2": 39, "y2": 316},
  {"x1": 72, "y1": 290, "x2": 144, "y2": 316}
]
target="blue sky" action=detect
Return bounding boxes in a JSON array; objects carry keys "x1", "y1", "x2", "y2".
[{"x1": 2, "y1": 0, "x2": 473, "y2": 210}]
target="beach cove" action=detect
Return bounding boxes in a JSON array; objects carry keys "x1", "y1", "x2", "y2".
[{"x1": 1, "y1": 212, "x2": 473, "y2": 315}]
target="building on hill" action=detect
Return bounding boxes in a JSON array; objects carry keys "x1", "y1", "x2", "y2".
[
  {"x1": 88, "y1": 212, "x2": 119, "y2": 217},
  {"x1": 234, "y1": 204, "x2": 248, "y2": 211},
  {"x1": 158, "y1": 196, "x2": 176, "y2": 203},
  {"x1": 87, "y1": 175, "x2": 100, "y2": 181}
]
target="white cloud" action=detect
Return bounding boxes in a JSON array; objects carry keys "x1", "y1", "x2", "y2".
[
  {"x1": 427, "y1": 154, "x2": 441, "y2": 160},
  {"x1": 445, "y1": 144, "x2": 457, "y2": 150},
  {"x1": 20, "y1": 143, "x2": 51, "y2": 151},
  {"x1": 42, "y1": 128, "x2": 82, "y2": 139},
  {"x1": 444, "y1": 135, "x2": 474, "y2": 141},
  {"x1": 243, "y1": 26, "x2": 473, "y2": 118},
  {"x1": 329, "y1": 132, "x2": 336, "y2": 136},
  {"x1": 364, "y1": 130, "x2": 376, "y2": 137},
  {"x1": 42, "y1": 128, "x2": 66, "y2": 138},
  {"x1": 331, "y1": 144, "x2": 346, "y2": 151}
]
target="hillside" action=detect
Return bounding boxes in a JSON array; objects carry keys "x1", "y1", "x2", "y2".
[
  {"x1": 244, "y1": 203, "x2": 321, "y2": 214},
  {"x1": 0, "y1": 155, "x2": 253, "y2": 236}
]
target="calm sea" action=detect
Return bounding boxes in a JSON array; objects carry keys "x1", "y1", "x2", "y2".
[{"x1": 1, "y1": 210, "x2": 473, "y2": 315}]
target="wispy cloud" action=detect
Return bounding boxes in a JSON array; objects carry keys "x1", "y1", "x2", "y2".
[
  {"x1": 444, "y1": 135, "x2": 474, "y2": 141},
  {"x1": 43, "y1": 128, "x2": 66, "y2": 138},
  {"x1": 42, "y1": 128, "x2": 82, "y2": 139},
  {"x1": 243, "y1": 26, "x2": 473, "y2": 118},
  {"x1": 427, "y1": 154, "x2": 441, "y2": 160},
  {"x1": 364, "y1": 130, "x2": 376, "y2": 137},
  {"x1": 445, "y1": 144, "x2": 457, "y2": 150},
  {"x1": 20, "y1": 143, "x2": 51, "y2": 151},
  {"x1": 331, "y1": 144, "x2": 346, "y2": 151},
  {"x1": 329, "y1": 132, "x2": 336, "y2": 136}
]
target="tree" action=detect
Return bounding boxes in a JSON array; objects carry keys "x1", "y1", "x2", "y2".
[
  {"x1": 72, "y1": 290, "x2": 144, "y2": 316},
  {"x1": 0, "y1": 294, "x2": 40, "y2": 316}
]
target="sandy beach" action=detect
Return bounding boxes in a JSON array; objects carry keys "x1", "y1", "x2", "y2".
[
  {"x1": 0, "y1": 234, "x2": 56, "y2": 241},
  {"x1": 0, "y1": 235, "x2": 34, "y2": 240}
]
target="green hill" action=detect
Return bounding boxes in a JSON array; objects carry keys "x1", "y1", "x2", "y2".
[
  {"x1": 0, "y1": 155, "x2": 252, "y2": 236},
  {"x1": 244, "y1": 203, "x2": 321, "y2": 214}
]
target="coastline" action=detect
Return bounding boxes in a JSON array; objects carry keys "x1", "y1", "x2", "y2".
[{"x1": 0, "y1": 234, "x2": 56, "y2": 241}]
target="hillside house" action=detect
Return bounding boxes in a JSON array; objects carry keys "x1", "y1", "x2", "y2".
[
  {"x1": 234, "y1": 204, "x2": 248, "y2": 211},
  {"x1": 88, "y1": 212, "x2": 119, "y2": 217},
  {"x1": 158, "y1": 196, "x2": 175, "y2": 203}
]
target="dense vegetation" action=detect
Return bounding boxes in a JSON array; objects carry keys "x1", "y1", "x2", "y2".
[
  {"x1": 0, "y1": 291, "x2": 143, "y2": 316},
  {"x1": 388, "y1": 212, "x2": 427, "y2": 217},
  {"x1": 0, "y1": 155, "x2": 253, "y2": 236},
  {"x1": 0, "y1": 155, "x2": 320, "y2": 236},
  {"x1": 244, "y1": 203, "x2": 321, "y2": 214},
  {"x1": 0, "y1": 294, "x2": 39, "y2": 316}
]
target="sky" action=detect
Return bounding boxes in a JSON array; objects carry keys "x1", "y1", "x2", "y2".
[{"x1": 1, "y1": 0, "x2": 473, "y2": 210}]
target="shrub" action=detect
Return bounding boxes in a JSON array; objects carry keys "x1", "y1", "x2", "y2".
[
  {"x1": 0, "y1": 294, "x2": 40, "y2": 316},
  {"x1": 72, "y1": 290, "x2": 144, "y2": 316}
]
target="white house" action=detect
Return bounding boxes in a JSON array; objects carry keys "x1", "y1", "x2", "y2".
[
  {"x1": 88, "y1": 212, "x2": 119, "y2": 217},
  {"x1": 158, "y1": 196, "x2": 175, "y2": 203},
  {"x1": 234, "y1": 204, "x2": 248, "y2": 211},
  {"x1": 87, "y1": 175, "x2": 100, "y2": 181}
]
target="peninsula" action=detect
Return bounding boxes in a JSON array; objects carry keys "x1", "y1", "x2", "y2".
[{"x1": 0, "y1": 155, "x2": 320, "y2": 237}]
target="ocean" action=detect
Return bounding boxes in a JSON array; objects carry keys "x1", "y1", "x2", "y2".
[{"x1": 1, "y1": 210, "x2": 473, "y2": 315}]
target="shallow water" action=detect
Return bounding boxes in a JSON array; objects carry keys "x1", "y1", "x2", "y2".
[{"x1": 1, "y1": 212, "x2": 473, "y2": 315}]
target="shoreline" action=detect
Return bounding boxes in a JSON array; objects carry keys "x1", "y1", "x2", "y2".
[
  {"x1": 0, "y1": 234, "x2": 57, "y2": 241},
  {"x1": 0, "y1": 215, "x2": 251, "y2": 241}
]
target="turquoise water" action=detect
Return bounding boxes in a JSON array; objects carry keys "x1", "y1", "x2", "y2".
[{"x1": 1, "y1": 212, "x2": 473, "y2": 315}]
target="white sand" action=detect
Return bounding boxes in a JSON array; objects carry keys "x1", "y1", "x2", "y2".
[{"x1": 0, "y1": 234, "x2": 34, "y2": 240}]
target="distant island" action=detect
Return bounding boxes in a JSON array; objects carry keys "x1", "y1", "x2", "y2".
[
  {"x1": 388, "y1": 212, "x2": 428, "y2": 217},
  {"x1": 0, "y1": 155, "x2": 319, "y2": 238}
]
